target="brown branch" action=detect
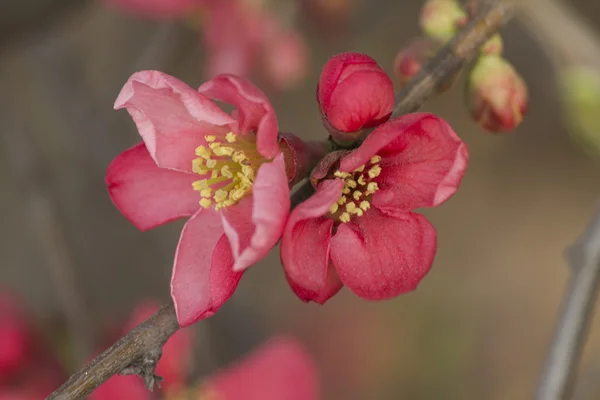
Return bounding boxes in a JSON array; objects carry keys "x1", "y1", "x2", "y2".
[
  {"x1": 48, "y1": 1, "x2": 516, "y2": 398},
  {"x1": 47, "y1": 304, "x2": 179, "y2": 399}
]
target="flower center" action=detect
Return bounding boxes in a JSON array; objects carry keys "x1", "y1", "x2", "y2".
[
  {"x1": 192, "y1": 132, "x2": 265, "y2": 210},
  {"x1": 328, "y1": 155, "x2": 382, "y2": 223}
]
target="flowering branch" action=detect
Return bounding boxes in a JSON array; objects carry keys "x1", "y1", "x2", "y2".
[{"x1": 48, "y1": 1, "x2": 515, "y2": 398}]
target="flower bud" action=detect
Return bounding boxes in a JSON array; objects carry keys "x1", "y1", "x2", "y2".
[
  {"x1": 419, "y1": 0, "x2": 468, "y2": 43},
  {"x1": 480, "y1": 34, "x2": 503, "y2": 56},
  {"x1": 466, "y1": 55, "x2": 528, "y2": 133},
  {"x1": 393, "y1": 37, "x2": 438, "y2": 86},
  {"x1": 317, "y1": 52, "x2": 394, "y2": 140}
]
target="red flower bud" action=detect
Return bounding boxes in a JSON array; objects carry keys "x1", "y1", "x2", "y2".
[
  {"x1": 420, "y1": 0, "x2": 468, "y2": 43},
  {"x1": 317, "y1": 52, "x2": 394, "y2": 138},
  {"x1": 466, "y1": 55, "x2": 528, "y2": 133},
  {"x1": 393, "y1": 37, "x2": 438, "y2": 86}
]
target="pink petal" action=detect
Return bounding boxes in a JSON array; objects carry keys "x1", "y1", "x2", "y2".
[
  {"x1": 171, "y1": 209, "x2": 243, "y2": 327},
  {"x1": 204, "y1": 336, "x2": 320, "y2": 400},
  {"x1": 221, "y1": 154, "x2": 290, "y2": 272},
  {"x1": 330, "y1": 209, "x2": 437, "y2": 300},
  {"x1": 125, "y1": 302, "x2": 193, "y2": 391},
  {"x1": 280, "y1": 179, "x2": 344, "y2": 293},
  {"x1": 90, "y1": 374, "x2": 149, "y2": 400},
  {"x1": 103, "y1": 0, "x2": 199, "y2": 19},
  {"x1": 285, "y1": 263, "x2": 343, "y2": 305},
  {"x1": 198, "y1": 74, "x2": 280, "y2": 159},
  {"x1": 115, "y1": 70, "x2": 235, "y2": 172},
  {"x1": 106, "y1": 142, "x2": 200, "y2": 231},
  {"x1": 340, "y1": 113, "x2": 468, "y2": 211}
]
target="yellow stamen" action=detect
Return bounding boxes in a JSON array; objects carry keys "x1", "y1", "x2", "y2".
[
  {"x1": 357, "y1": 175, "x2": 366, "y2": 186},
  {"x1": 371, "y1": 155, "x2": 382, "y2": 164},
  {"x1": 340, "y1": 212, "x2": 351, "y2": 223},
  {"x1": 329, "y1": 203, "x2": 339, "y2": 214},
  {"x1": 368, "y1": 165, "x2": 382, "y2": 179},
  {"x1": 353, "y1": 191, "x2": 362, "y2": 201},
  {"x1": 334, "y1": 171, "x2": 351, "y2": 178},
  {"x1": 200, "y1": 198, "x2": 212, "y2": 208},
  {"x1": 226, "y1": 132, "x2": 237, "y2": 143},
  {"x1": 200, "y1": 188, "x2": 212, "y2": 198},
  {"x1": 205, "y1": 135, "x2": 216, "y2": 142},
  {"x1": 195, "y1": 146, "x2": 212, "y2": 159},
  {"x1": 337, "y1": 196, "x2": 347, "y2": 205},
  {"x1": 346, "y1": 203, "x2": 357, "y2": 213},
  {"x1": 354, "y1": 165, "x2": 365, "y2": 173},
  {"x1": 360, "y1": 201, "x2": 371, "y2": 211},
  {"x1": 342, "y1": 187, "x2": 351, "y2": 194},
  {"x1": 353, "y1": 208, "x2": 364, "y2": 217},
  {"x1": 346, "y1": 180, "x2": 357, "y2": 189},
  {"x1": 221, "y1": 166, "x2": 233, "y2": 179}
]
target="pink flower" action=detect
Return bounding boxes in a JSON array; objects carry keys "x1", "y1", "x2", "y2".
[
  {"x1": 103, "y1": 0, "x2": 203, "y2": 18},
  {"x1": 393, "y1": 37, "x2": 438, "y2": 86},
  {"x1": 262, "y1": 30, "x2": 309, "y2": 90},
  {"x1": 199, "y1": 336, "x2": 320, "y2": 400},
  {"x1": 106, "y1": 71, "x2": 291, "y2": 326},
  {"x1": 317, "y1": 52, "x2": 394, "y2": 136},
  {"x1": 91, "y1": 302, "x2": 194, "y2": 400},
  {"x1": 281, "y1": 113, "x2": 468, "y2": 303}
]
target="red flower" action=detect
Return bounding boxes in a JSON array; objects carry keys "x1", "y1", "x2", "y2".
[
  {"x1": 199, "y1": 336, "x2": 320, "y2": 400},
  {"x1": 107, "y1": 71, "x2": 291, "y2": 326},
  {"x1": 317, "y1": 52, "x2": 394, "y2": 135},
  {"x1": 281, "y1": 113, "x2": 468, "y2": 303}
]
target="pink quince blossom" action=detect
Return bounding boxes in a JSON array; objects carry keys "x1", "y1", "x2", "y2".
[
  {"x1": 91, "y1": 302, "x2": 193, "y2": 400},
  {"x1": 199, "y1": 336, "x2": 320, "y2": 400},
  {"x1": 281, "y1": 113, "x2": 468, "y2": 303},
  {"x1": 317, "y1": 52, "x2": 394, "y2": 135},
  {"x1": 106, "y1": 71, "x2": 291, "y2": 326}
]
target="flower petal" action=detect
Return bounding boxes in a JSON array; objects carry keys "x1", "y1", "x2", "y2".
[
  {"x1": 198, "y1": 74, "x2": 279, "y2": 158},
  {"x1": 106, "y1": 142, "x2": 200, "y2": 231},
  {"x1": 340, "y1": 113, "x2": 468, "y2": 211},
  {"x1": 281, "y1": 179, "x2": 344, "y2": 293},
  {"x1": 221, "y1": 154, "x2": 290, "y2": 272},
  {"x1": 115, "y1": 70, "x2": 235, "y2": 172},
  {"x1": 285, "y1": 263, "x2": 343, "y2": 305},
  {"x1": 203, "y1": 336, "x2": 320, "y2": 400},
  {"x1": 171, "y1": 209, "x2": 243, "y2": 327},
  {"x1": 330, "y1": 209, "x2": 437, "y2": 300}
]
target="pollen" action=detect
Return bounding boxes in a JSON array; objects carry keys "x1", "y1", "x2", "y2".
[
  {"x1": 327, "y1": 154, "x2": 382, "y2": 224},
  {"x1": 192, "y1": 132, "x2": 266, "y2": 210}
]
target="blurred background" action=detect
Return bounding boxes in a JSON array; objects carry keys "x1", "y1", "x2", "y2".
[{"x1": 2, "y1": 0, "x2": 600, "y2": 399}]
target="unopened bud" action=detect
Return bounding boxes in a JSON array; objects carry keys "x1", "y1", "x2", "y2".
[
  {"x1": 481, "y1": 34, "x2": 503, "y2": 56},
  {"x1": 420, "y1": 0, "x2": 468, "y2": 43},
  {"x1": 393, "y1": 37, "x2": 438, "y2": 86},
  {"x1": 466, "y1": 55, "x2": 528, "y2": 133}
]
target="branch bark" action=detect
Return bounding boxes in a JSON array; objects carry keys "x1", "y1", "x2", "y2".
[
  {"x1": 47, "y1": 1, "x2": 516, "y2": 398},
  {"x1": 47, "y1": 304, "x2": 179, "y2": 399}
]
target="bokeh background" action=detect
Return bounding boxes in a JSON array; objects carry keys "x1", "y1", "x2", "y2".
[{"x1": 2, "y1": 0, "x2": 600, "y2": 399}]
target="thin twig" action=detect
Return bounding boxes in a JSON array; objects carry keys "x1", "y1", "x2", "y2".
[
  {"x1": 47, "y1": 2, "x2": 516, "y2": 398},
  {"x1": 47, "y1": 304, "x2": 179, "y2": 399},
  {"x1": 536, "y1": 207, "x2": 600, "y2": 400}
]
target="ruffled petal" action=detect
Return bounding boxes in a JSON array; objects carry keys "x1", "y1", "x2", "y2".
[
  {"x1": 280, "y1": 179, "x2": 344, "y2": 293},
  {"x1": 106, "y1": 142, "x2": 200, "y2": 231},
  {"x1": 115, "y1": 70, "x2": 235, "y2": 172},
  {"x1": 221, "y1": 154, "x2": 290, "y2": 272},
  {"x1": 198, "y1": 74, "x2": 279, "y2": 159},
  {"x1": 171, "y1": 209, "x2": 243, "y2": 327},
  {"x1": 339, "y1": 113, "x2": 468, "y2": 211},
  {"x1": 330, "y1": 209, "x2": 437, "y2": 300}
]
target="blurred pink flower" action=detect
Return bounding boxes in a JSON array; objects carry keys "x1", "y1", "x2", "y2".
[
  {"x1": 199, "y1": 336, "x2": 320, "y2": 400},
  {"x1": 393, "y1": 37, "x2": 438, "y2": 86},
  {"x1": 107, "y1": 71, "x2": 291, "y2": 326},
  {"x1": 281, "y1": 113, "x2": 468, "y2": 303},
  {"x1": 317, "y1": 52, "x2": 394, "y2": 136}
]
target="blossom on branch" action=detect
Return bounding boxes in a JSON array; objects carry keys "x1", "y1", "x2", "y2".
[
  {"x1": 107, "y1": 71, "x2": 295, "y2": 326},
  {"x1": 281, "y1": 113, "x2": 468, "y2": 303}
]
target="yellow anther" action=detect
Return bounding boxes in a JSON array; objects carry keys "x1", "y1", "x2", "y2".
[
  {"x1": 214, "y1": 190, "x2": 228, "y2": 202},
  {"x1": 192, "y1": 158, "x2": 208, "y2": 175},
  {"x1": 353, "y1": 208, "x2": 364, "y2": 217},
  {"x1": 214, "y1": 146, "x2": 234, "y2": 156},
  {"x1": 205, "y1": 135, "x2": 216, "y2": 142},
  {"x1": 334, "y1": 171, "x2": 351, "y2": 178},
  {"x1": 371, "y1": 155, "x2": 382, "y2": 164},
  {"x1": 221, "y1": 166, "x2": 233, "y2": 178},
  {"x1": 346, "y1": 203, "x2": 357, "y2": 213},
  {"x1": 353, "y1": 191, "x2": 362, "y2": 201},
  {"x1": 241, "y1": 165, "x2": 255, "y2": 180},
  {"x1": 357, "y1": 175, "x2": 366, "y2": 186},
  {"x1": 231, "y1": 188, "x2": 247, "y2": 202},
  {"x1": 342, "y1": 187, "x2": 351, "y2": 194},
  {"x1": 232, "y1": 151, "x2": 247, "y2": 163},
  {"x1": 339, "y1": 212, "x2": 351, "y2": 223},
  {"x1": 200, "y1": 188, "x2": 212, "y2": 198},
  {"x1": 209, "y1": 142, "x2": 220, "y2": 150},
  {"x1": 366, "y1": 182, "x2": 379, "y2": 194},
  {"x1": 206, "y1": 159, "x2": 217, "y2": 169},
  {"x1": 329, "y1": 203, "x2": 339, "y2": 214},
  {"x1": 200, "y1": 198, "x2": 212, "y2": 208},
  {"x1": 211, "y1": 170, "x2": 220, "y2": 179},
  {"x1": 354, "y1": 165, "x2": 365, "y2": 173},
  {"x1": 226, "y1": 132, "x2": 237, "y2": 143},
  {"x1": 337, "y1": 196, "x2": 348, "y2": 205},
  {"x1": 193, "y1": 180, "x2": 209, "y2": 190},
  {"x1": 195, "y1": 146, "x2": 212, "y2": 159},
  {"x1": 360, "y1": 201, "x2": 371, "y2": 211},
  {"x1": 346, "y1": 180, "x2": 357, "y2": 189},
  {"x1": 368, "y1": 165, "x2": 382, "y2": 178}
]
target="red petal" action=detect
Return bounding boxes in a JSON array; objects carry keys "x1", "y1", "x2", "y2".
[
  {"x1": 281, "y1": 179, "x2": 344, "y2": 294},
  {"x1": 106, "y1": 142, "x2": 199, "y2": 231},
  {"x1": 171, "y1": 209, "x2": 243, "y2": 327},
  {"x1": 330, "y1": 209, "x2": 437, "y2": 300},
  {"x1": 90, "y1": 374, "x2": 149, "y2": 400},
  {"x1": 198, "y1": 74, "x2": 280, "y2": 159},
  {"x1": 221, "y1": 154, "x2": 290, "y2": 272},
  {"x1": 340, "y1": 113, "x2": 468, "y2": 211},
  {"x1": 114, "y1": 70, "x2": 235, "y2": 172},
  {"x1": 204, "y1": 336, "x2": 320, "y2": 400},
  {"x1": 286, "y1": 263, "x2": 343, "y2": 305}
]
